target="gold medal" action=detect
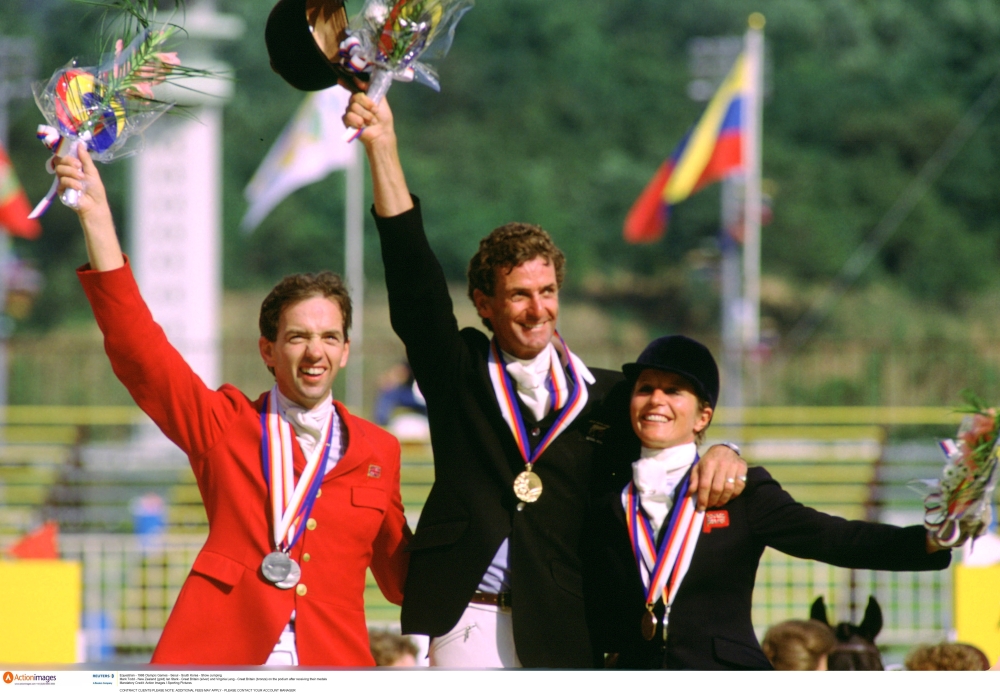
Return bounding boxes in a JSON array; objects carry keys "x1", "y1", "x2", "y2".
[
  {"x1": 513, "y1": 469, "x2": 543, "y2": 503},
  {"x1": 641, "y1": 607, "x2": 657, "y2": 641}
]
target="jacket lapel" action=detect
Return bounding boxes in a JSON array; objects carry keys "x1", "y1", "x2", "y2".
[{"x1": 322, "y1": 401, "x2": 371, "y2": 480}]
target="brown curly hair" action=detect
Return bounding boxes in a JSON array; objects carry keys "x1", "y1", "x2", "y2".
[
  {"x1": 905, "y1": 642, "x2": 990, "y2": 671},
  {"x1": 466, "y1": 222, "x2": 565, "y2": 329}
]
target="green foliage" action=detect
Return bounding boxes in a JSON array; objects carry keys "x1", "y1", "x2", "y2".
[{"x1": 4, "y1": 0, "x2": 1000, "y2": 333}]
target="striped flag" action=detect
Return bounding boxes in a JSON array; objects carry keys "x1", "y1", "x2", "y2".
[
  {"x1": 624, "y1": 54, "x2": 747, "y2": 243},
  {"x1": 0, "y1": 143, "x2": 42, "y2": 240}
]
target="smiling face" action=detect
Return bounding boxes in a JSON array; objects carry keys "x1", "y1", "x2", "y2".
[
  {"x1": 472, "y1": 256, "x2": 559, "y2": 359},
  {"x1": 630, "y1": 369, "x2": 713, "y2": 450},
  {"x1": 259, "y1": 295, "x2": 350, "y2": 409}
]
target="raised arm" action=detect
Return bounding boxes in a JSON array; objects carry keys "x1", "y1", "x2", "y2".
[
  {"x1": 54, "y1": 143, "x2": 124, "y2": 272},
  {"x1": 343, "y1": 93, "x2": 467, "y2": 395},
  {"x1": 59, "y1": 143, "x2": 239, "y2": 459},
  {"x1": 343, "y1": 93, "x2": 413, "y2": 217}
]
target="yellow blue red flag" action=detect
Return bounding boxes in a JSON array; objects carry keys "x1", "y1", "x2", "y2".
[{"x1": 624, "y1": 55, "x2": 746, "y2": 243}]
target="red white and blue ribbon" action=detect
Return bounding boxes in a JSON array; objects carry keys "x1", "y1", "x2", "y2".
[
  {"x1": 625, "y1": 461, "x2": 705, "y2": 612},
  {"x1": 487, "y1": 334, "x2": 591, "y2": 463},
  {"x1": 259, "y1": 387, "x2": 333, "y2": 552},
  {"x1": 28, "y1": 127, "x2": 85, "y2": 219}
]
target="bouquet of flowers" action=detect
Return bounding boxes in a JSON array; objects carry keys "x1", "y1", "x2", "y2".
[
  {"x1": 921, "y1": 393, "x2": 1000, "y2": 548},
  {"x1": 29, "y1": 1, "x2": 214, "y2": 217},
  {"x1": 339, "y1": 0, "x2": 474, "y2": 141}
]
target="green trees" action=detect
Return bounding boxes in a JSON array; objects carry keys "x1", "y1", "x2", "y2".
[{"x1": 3, "y1": 0, "x2": 1000, "y2": 331}]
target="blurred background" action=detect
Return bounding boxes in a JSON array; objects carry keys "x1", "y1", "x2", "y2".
[{"x1": 0, "y1": 0, "x2": 999, "y2": 668}]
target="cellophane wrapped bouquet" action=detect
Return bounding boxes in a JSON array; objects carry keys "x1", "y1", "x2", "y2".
[
  {"x1": 339, "y1": 0, "x2": 473, "y2": 140},
  {"x1": 921, "y1": 394, "x2": 1000, "y2": 548},
  {"x1": 29, "y1": 1, "x2": 214, "y2": 217}
]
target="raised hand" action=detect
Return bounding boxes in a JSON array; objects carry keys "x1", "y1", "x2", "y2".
[
  {"x1": 54, "y1": 143, "x2": 109, "y2": 220},
  {"x1": 54, "y1": 142, "x2": 123, "y2": 271},
  {"x1": 342, "y1": 91, "x2": 396, "y2": 149}
]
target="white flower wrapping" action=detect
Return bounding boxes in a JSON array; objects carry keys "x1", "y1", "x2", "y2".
[
  {"x1": 339, "y1": 0, "x2": 474, "y2": 141},
  {"x1": 920, "y1": 409, "x2": 1000, "y2": 548}
]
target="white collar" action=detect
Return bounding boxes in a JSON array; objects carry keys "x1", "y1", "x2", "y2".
[
  {"x1": 274, "y1": 389, "x2": 334, "y2": 456},
  {"x1": 500, "y1": 343, "x2": 596, "y2": 386},
  {"x1": 500, "y1": 346, "x2": 551, "y2": 376},
  {"x1": 638, "y1": 442, "x2": 698, "y2": 471}
]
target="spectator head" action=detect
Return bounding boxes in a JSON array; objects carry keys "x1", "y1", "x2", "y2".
[
  {"x1": 762, "y1": 619, "x2": 838, "y2": 670},
  {"x1": 905, "y1": 642, "x2": 990, "y2": 671},
  {"x1": 369, "y1": 629, "x2": 419, "y2": 667}
]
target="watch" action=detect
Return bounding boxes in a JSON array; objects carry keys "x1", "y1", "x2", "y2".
[{"x1": 715, "y1": 441, "x2": 742, "y2": 457}]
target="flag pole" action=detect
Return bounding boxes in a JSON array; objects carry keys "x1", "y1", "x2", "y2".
[
  {"x1": 741, "y1": 14, "x2": 765, "y2": 356},
  {"x1": 344, "y1": 142, "x2": 365, "y2": 414}
]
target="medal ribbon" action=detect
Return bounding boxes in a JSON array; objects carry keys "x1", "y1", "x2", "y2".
[
  {"x1": 259, "y1": 388, "x2": 334, "y2": 551},
  {"x1": 625, "y1": 461, "x2": 706, "y2": 611},
  {"x1": 488, "y1": 334, "x2": 590, "y2": 463}
]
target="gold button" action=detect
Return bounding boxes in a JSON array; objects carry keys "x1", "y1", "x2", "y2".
[
  {"x1": 306, "y1": 518, "x2": 317, "y2": 530},
  {"x1": 316, "y1": 488, "x2": 322, "y2": 498},
  {"x1": 302, "y1": 553, "x2": 311, "y2": 562},
  {"x1": 296, "y1": 583, "x2": 307, "y2": 596}
]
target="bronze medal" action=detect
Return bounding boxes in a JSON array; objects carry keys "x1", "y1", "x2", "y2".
[
  {"x1": 641, "y1": 608, "x2": 657, "y2": 641},
  {"x1": 513, "y1": 470, "x2": 543, "y2": 503}
]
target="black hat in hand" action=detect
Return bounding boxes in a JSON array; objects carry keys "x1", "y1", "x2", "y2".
[{"x1": 266, "y1": 0, "x2": 370, "y2": 92}]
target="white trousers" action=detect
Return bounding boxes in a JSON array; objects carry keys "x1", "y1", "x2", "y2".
[
  {"x1": 264, "y1": 622, "x2": 298, "y2": 666},
  {"x1": 428, "y1": 602, "x2": 522, "y2": 668}
]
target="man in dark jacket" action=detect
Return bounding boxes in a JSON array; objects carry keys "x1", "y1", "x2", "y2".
[{"x1": 343, "y1": 94, "x2": 747, "y2": 668}]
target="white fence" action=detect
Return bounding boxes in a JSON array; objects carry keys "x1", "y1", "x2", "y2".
[{"x1": 0, "y1": 533, "x2": 955, "y2": 662}]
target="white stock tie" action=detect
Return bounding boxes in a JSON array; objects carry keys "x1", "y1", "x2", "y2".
[
  {"x1": 503, "y1": 346, "x2": 553, "y2": 423},
  {"x1": 631, "y1": 442, "x2": 699, "y2": 535},
  {"x1": 275, "y1": 389, "x2": 336, "y2": 467}
]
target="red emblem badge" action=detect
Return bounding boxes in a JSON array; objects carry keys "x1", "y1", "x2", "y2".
[
  {"x1": 367, "y1": 464, "x2": 382, "y2": 479},
  {"x1": 703, "y1": 509, "x2": 730, "y2": 533}
]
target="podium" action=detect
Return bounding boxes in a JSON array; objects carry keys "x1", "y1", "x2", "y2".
[{"x1": 0, "y1": 560, "x2": 81, "y2": 663}]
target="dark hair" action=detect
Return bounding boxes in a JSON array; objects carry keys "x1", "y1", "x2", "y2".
[
  {"x1": 368, "y1": 629, "x2": 419, "y2": 667},
  {"x1": 466, "y1": 222, "x2": 565, "y2": 329},
  {"x1": 259, "y1": 271, "x2": 352, "y2": 354},
  {"x1": 811, "y1": 595, "x2": 884, "y2": 671},
  {"x1": 762, "y1": 619, "x2": 838, "y2": 670}
]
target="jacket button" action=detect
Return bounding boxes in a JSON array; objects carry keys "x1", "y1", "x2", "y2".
[
  {"x1": 296, "y1": 583, "x2": 307, "y2": 597},
  {"x1": 530, "y1": 427, "x2": 540, "y2": 437},
  {"x1": 303, "y1": 553, "x2": 311, "y2": 562},
  {"x1": 306, "y1": 518, "x2": 317, "y2": 530},
  {"x1": 516, "y1": 502, "x2": 525, "y2": 512}
]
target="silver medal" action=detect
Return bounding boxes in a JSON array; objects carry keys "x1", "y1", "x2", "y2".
[
  {"x1": 261, "y1": 551, "x2": 293, "y2": 584},
  {"x1": 275, "y1": 558, "x2": 301, "y2": 589}
]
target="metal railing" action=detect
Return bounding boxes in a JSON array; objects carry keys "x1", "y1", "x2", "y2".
[{"x1": 0, "y1": 405, "x2": 972, "y2": 662}]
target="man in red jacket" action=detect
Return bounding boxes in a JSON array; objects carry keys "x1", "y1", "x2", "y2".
[{"x1": 55, "y1": 144, "x2": 410, "y2": 666}]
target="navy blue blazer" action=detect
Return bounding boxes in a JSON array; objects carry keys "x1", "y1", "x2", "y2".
[{"x1": 375, "y1": 199, "x2": 628, "y2": 667}]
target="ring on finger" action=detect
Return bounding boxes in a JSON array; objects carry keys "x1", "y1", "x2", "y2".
[
  {"x1": 738, "y1": 475, "x2": 747, "y2": 482},
  {"x1": 725, "y1": 478, "x2": 735, "y2": 484}
]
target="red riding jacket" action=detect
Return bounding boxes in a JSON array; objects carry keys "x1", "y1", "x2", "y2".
[{"x1": 79, "y1": 261, "x2": 409, "y2": 665}]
